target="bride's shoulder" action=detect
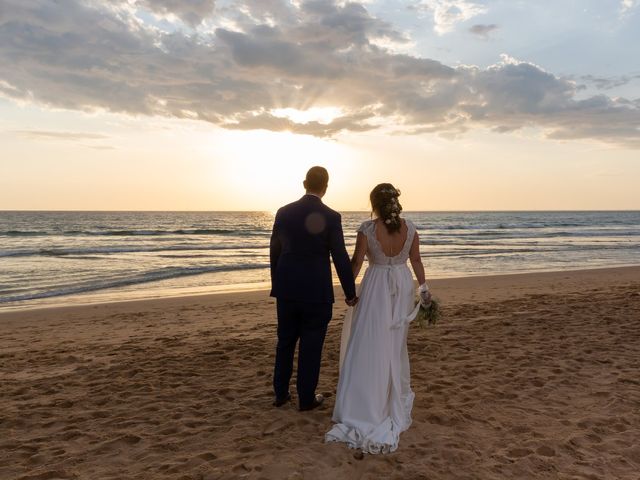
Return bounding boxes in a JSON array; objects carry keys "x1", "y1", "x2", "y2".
[
  {"x1": 403, "y1": 218, "x2": 416, "y2": 228},
  {"x1": 357, "y1": 219, "x2": 374, "y2": 234},
  {"x1": 403, "y1": 218, "x2": 417, "y2": 235}
]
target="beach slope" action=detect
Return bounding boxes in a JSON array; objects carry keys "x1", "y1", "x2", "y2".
[{"x1": 1, "y1": 266, "x2": 639, "y2": 479}]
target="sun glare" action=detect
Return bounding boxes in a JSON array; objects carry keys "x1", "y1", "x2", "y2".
[
  {"x1": 270, "y1": 107, "x2": 344, "y2": 125},
  {"x1": 214, "y1": 130, "x2": 356, "y2": 210}
]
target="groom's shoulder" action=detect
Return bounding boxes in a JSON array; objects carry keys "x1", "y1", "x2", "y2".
[
  {"x1": 276, "y1": 198, "x2": 304, "y2": 215},
  {"x1": 320, "y1": 203, "x2": 342, "y2": 221},
  {"x1": 276, "y1": 198, "x2": 341, "y2": 222}
]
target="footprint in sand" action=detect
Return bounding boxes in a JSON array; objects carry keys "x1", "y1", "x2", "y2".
[
  {"x1": 536, "y1": 445, "x2": 556, "y2": 457},
  {"x1": 509, "y1": 425, "x2": 531, "y2": 434},
  {"x1": 18, "y1": 470, "x2": 73, "y2": 480},
  {"x1": 232, "y1": 462, "x2": 251, "y2": 474},
  {"x1": 262, "y1": 419, "x2": 294, "y2": 436},
  {"x1": 506, "y1": 447, "x2": 533, "y2": 458},
  {"x1": 197, "y1": 452, "x2": 218, "y2": 462}
]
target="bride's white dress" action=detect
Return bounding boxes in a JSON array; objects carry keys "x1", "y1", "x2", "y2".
[{"x1": 325, "y1": 219, "x2": 420, "y2": 454}]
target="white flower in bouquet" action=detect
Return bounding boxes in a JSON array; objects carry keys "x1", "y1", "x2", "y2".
[{"x1": 415, "y1": 297, "x2": 441, "y2": 328}]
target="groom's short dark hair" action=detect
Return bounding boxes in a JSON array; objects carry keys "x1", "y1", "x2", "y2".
[{"x1": 304, "y1": 166, "x2": 329, "y2": 193}]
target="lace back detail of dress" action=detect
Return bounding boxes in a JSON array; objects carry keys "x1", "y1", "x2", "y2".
[{"x1": 358, "y1": 219, "x2": 415, "y2": 265}]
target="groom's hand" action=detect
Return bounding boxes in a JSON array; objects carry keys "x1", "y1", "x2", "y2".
[{"x1": 345, "y1": 296, "x2": 359, "y2": 307}]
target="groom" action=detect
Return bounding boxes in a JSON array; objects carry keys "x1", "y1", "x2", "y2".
[{"x1": 270, "y1": 166, "x2": 358, "y2": 411}]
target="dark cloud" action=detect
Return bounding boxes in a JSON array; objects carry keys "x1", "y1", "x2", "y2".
[
  {"x1": 0, "y1": 0, "x2": 639, "y2": 147},
  {"x1": 215, "y1": 27, "x2": 344, "y2": 78},
  {"x1": 469, "y1": 23, "x2": 498, "y2": 39},
  {"x1": 578, "y1": 74, "x2": 640, "y2": 90},
  {"x1": 135, "y1": 0, "x2": 216, "y2": 27}
]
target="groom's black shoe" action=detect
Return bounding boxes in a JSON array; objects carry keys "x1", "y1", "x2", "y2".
[
  {"x1": 299, "y1": 394, "x2": 324, "y2": 411},
  {"x1": 272, "y1": 392, "x2": 291, "y2": 407}
]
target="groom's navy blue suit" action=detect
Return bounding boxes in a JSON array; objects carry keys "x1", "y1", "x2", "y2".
[{"x1": 270, "y1": 194, "x2": 356, "y2": 408}]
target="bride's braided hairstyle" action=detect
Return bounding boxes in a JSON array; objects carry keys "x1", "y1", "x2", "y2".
[{"x1": 370, "y1": 183, "x2": 403, "y2": 234}]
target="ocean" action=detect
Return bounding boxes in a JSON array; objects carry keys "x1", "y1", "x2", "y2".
[{"x1": 1, "y1": 210, "x2": 639, "y2": 310}]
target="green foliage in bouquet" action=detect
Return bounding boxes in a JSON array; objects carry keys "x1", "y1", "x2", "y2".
[{"x1": 415, "y1": 297, "x2": 441, "y2": 328}]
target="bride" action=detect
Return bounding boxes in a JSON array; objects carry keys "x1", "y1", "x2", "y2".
[{"x1": 325, "y1": 183, "x2": 431, "y2": 454}]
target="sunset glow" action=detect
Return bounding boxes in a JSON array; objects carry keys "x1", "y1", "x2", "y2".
[{"x1": 1, "y1": 0, "x2": 639, "y2": 211}]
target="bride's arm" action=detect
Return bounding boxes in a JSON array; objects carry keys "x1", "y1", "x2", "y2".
[
  {"x1": 351, "y1": 232, "x2": 368, "y2": 279},
  {"x1": 409, "y1": 231, "x2": 426, "y2": 286}
]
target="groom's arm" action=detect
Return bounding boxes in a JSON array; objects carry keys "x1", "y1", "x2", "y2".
[
  {"x1": 329, "y1": 214, "x2": 356, "y2": 301},
  {"x1": 269, "y1": 211, "x2": 282, "y2": 283}
]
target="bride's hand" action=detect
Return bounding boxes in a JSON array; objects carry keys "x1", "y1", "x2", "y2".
[
  {"x1": 345, "y1": 296, "x2": 359, "y2": 307},
  {"x1": 419, "y1": 284, "x2": 431, "y2": 307}
]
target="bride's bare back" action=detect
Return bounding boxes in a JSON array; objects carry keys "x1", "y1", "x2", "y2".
[
  {"x1": 374, "y1": 219, "x2": 409, "y2": 257},
  {"x1": 350, "y1": 217, "x2": 425, "y2": 286}
]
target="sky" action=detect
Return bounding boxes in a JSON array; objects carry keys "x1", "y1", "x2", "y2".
[{"x1": 1, "y1": 0, "x2": 639, "y2": 211}]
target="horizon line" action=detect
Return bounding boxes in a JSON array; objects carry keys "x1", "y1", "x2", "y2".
[{"x1": 1, "y1": 209, "x2": 639, "y2": 213}]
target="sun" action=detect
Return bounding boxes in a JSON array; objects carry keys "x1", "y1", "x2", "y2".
[{"x1": 213, "y1": 129, "x2": 356, "y2": 210}]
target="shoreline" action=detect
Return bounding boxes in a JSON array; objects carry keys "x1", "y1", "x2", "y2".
[
  {"x1": 3, "y1": 262, "x2": 640, "y2": 314},
  {"x1": 2, "y1": 265, "x2": 639, "y2": 320}
]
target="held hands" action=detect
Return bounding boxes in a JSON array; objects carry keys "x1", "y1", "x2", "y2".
[
  {"x1": 418, "y1": 283, "x2": 432, "y2": 307},
  {"x1": 345, "y1": 296, "x2": 359, "y2": 307}
]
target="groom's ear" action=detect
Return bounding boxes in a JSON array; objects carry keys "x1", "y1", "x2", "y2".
[{"x1": 303, "y1": 180, "x2": 308, "y2": 190}]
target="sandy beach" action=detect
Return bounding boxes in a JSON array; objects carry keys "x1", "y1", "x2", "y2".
[{"x1": 1, "y1": 266, "x2": 639, "y2": 480}]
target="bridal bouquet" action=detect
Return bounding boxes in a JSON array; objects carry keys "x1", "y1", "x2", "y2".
[{"x1": 415, "y1": 297, "x2": 441, "y2": 328}]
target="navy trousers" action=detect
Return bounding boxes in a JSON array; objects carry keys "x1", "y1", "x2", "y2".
[{"x1": 273, "y1": 299, "x2": 332, "y2": 408}]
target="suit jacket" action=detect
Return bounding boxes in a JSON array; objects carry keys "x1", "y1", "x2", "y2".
[{"x1": 270, "y1": 194, "x2": 356, "y2": 303}]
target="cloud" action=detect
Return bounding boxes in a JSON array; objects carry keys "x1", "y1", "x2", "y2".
[
  {"x1": 469, "y1": 23, "x2": 498, "y2": 39},
  {"x1": 578, "y1": 74, "x2": 640, "y2": 90},
  {"x1": 134, "y1": 0, "x2": 217, "y2": 27},
  {"x1": 620, "y1": 0, "x2": 638, "y2": 14},
  {"x1": 463, "y1": 60, "x2": 640, "y2": 148},
  {"x1": 223, "y1": 110, "x2": 378, "y2": 137},
  {"x1": 0, "y1": 0, "x2": 639, "y2": 147},
  {"x1": 13, "y1": 130, "x2": 110, "y2": 141},
  {"x1": 11, "y1": 129, "x2": 114, "y2": 148},
  {"x1": 414, "y1": 0, "x2": 487, "y2": 35}
]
